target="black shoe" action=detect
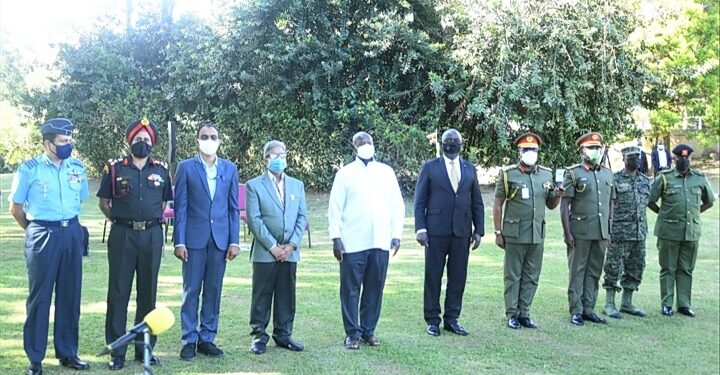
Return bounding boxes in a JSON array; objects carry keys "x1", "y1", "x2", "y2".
[
  {"x1": 275, "y1": 338, "x2": 304, "y2": 351},
  {"x1": 26, "y1": 362, "x2": 42, "y2": 375},
  {"x1": 250, "y1": 340, "x2": 266, "y2": 355},
  {"x1": 507, "y1": 315, "x2": 521, "y2": 329},
  {"x1": 59, "y1": 357, "x2": 90, "y2": 370},
  {"x1": 518, "y1": 317, "x2": 538, "y2": 329},
  {"x1": 134, "y1": 354, "x2": 160, "y2": 365},
  {"x1": 662, "y1": 306, "x2": 673, "y2": 316},
  {"x1": 443, "y1": 322, "x2": 469, "y2": 336},
  {"x1": 198, "y1": 342, "x2": 224, "y2": 358},
  {"x1": 582, "y1": 313, "x2": 608, "y2": 324},
  {"x1": 108, "y1": 357, "x2": 125, "y2": 370},
  {"x1": 570, "y1": 313, "x2": 584, "y2": 326},
  {"x1": 677, "y1": 307, "x2": 696, "y2": 317},
  {"x1": 426, "y1": 324, "x2": 440, "y2": 337},
  {"x1": 344, "y1": 337, "x2": 360, "y2": 350},
  {"x1": 179, "y1": 343, "x2": 196, "y2": 361},
  {"x1": 361, "y1": 335, "x2": 380, "y2": 346}
]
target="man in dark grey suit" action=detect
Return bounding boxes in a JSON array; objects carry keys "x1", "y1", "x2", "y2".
[
  {"x1": 414, "y1": 129, "x2": 484, "y2": 337},
  {"x1": 246, "y1": 140, "x2": 308, "y2": 355}
]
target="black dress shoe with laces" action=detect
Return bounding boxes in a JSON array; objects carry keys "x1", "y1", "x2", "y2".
[
  {"x1": 582, "y1": 313, "x2": 608, "y2": 324},
  {"x1": 180, "y1": 343, "x2": 196, "y2": 361},
  {"x1": 507, "y1": 315, "x2": 521, "y2": 329},
  {"x1": 443, "y1": 322, "x2": 469, "y2": 336},
  {"x1": 275, "y1": 338, "x2": 304, "y2": 351},
  {"x1": 198, "y1": 342, "x2": 224, "y2": 358},
  {"x1": 250, "y1": 340, "x2": 266, "y2": 355},
  {"x1": 362, "y1": 335, "x2": 380, "y2": 346},
  {"x1": 59, "y1": 357, "x2": 90, "y2": 370},
  {"x1": 570, "y1": 313, "x2": 584, "y2": 326},
  {"x1": 426, "y1": 324, "x2": 440, "y2": 337},
  {"x1": 26, "y1": 362, "x2": 42, "y2": 375},
  {"x1": 134, "y1": 354, "x2": 161, "y2": 365},
  {"x1": 677, "y1": 307, "x2": 695, "y2": 317},
  {"x1": 108, "y1": 357, "x2": 125, "y2": 370},
  {"x1": 344, "y1": 337, "x2": 360, "y2": 350},
  {"x1": 662, "y1": 306, "x2": 673, "y2": 316},
  {"x1": 518, "y1": 317, "x2": 538, "y2": 329}
]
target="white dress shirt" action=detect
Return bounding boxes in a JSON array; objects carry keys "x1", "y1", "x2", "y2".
[
  {"x1": 328, "y1": 158, "x2": 405, "y2": 253},
  {"x1": 658, "y1": 148, "x2": 668, "y2": 168},
  {"x1": 267, "y1": 170, "x2": 285, "y2": 204},
  {"x1": 202, "y1": 155, "x2": 218, "y2": 200}
]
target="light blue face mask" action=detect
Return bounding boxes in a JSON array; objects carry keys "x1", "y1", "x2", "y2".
[{"x1": 268, "y1": 158, "x2": 287, "y2": 173}]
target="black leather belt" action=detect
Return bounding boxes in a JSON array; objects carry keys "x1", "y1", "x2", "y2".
[
  {"x1": 114, "y1": 219, "x2": 161, "y2": 230},
  {"x1": 31, "y1": 216, "x2": 79, "y2": 228}
]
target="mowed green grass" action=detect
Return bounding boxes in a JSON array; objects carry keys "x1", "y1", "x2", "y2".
[{"x1": 0, "y1": 169, "x2": 718, "y2": 375}]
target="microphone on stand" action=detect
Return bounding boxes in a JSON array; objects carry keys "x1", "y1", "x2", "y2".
[{"x1": 99, "y1": 306, "x2": 175, "y2": 356}]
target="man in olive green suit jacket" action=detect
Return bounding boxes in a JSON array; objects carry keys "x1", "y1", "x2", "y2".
[{"x1": 246, "y1": 140, "x2": 308, "y2": 355}]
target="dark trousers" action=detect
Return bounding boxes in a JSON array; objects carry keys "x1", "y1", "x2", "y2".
[
  {"x1": 339, "y1": 249, "x2": 389, "y2": 339},
  {"x1": 250, "y1": 261, "x2": 297, "y2": 344},
  {"x1": 105, "y1": 224, "x2": 163, "y2": 358},
  {"x1": 23, "y1": 221, "x2": 84, "y2": 363},
  {"x1": 424, "y1": 235, "x2": 470, "y2": 325},
  {"x1": 180, "y1": 238, "x2": 227, "y2": 345}
]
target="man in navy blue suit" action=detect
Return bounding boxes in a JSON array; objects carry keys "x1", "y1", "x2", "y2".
[
  {"x1": 173, "y1": 123, "x2": 240, "y2": 361},
  {"x1": 414, "y1": 128, "x2": 484, "y2": 337}
]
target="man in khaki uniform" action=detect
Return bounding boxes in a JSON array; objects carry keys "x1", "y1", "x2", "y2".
[
  {"x1": 493, "y1": 133, "x2": 563, "y2": 329},
  {"x1": 560, "y1": 132, "x2": 615, "y2": 326},
  {"x1": 648, "y1": 144, "x2": 715, "y2": 317}
]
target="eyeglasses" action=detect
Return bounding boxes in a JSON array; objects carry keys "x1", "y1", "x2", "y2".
[
  {"x1": 268, "y1": 153, "x2": 287, "y2": 160},
  {"x1": 443, "y1": 139, "x2": 462, "y2": 145},
  {"x1": 199, "y1": 134, "x2": 219, "y2": 141}
]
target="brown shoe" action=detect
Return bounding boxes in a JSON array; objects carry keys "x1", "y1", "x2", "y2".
[
  {"x1": 344, "y1": 337, "x2": 359, "y2": 350},
  {"x1": 362, "y1": 335, "x2": 380, "y2": 346}
]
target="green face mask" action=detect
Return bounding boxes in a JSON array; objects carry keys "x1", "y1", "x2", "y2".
[{"x1": 584, "y1": 148, "x2": 602, "y2": 164}]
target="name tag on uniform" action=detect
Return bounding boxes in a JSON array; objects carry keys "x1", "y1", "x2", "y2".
[
  {"x1": 290, "y1": 194, "x2": 296, "y2": 201},
  {"x1": 521, "y1": 187, "x2": 529, "y2": 199}
]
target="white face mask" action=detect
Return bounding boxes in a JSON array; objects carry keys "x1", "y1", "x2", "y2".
[
  {"x1": 356, "y1": 144, "x2": 375, "y2": 160},
  {"x1": 657, "y1": 144, "x2": 664, "y2": 150},
  {"x1": 520, "y1": 151, "x2": 538, "y2": 166},
  {"x1": 199, "y1": 139, "x2": 220, "y2": 156}
]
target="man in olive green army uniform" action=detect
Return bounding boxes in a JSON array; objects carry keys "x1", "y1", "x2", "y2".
[
  {"x1": 493, "y1": 133, "x2": 564, "y2": 329},
  {"x1": 648, "y1": 144, "x2": 715, "y2": 317},
  {"x1": 560, "y1": 132, "x2": 615, "y2": 326},
  {"x1": 602, "y1": 145, "x2": 651, "y2": 319}
]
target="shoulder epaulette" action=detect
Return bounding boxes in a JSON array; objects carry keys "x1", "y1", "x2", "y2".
[
  {"x1": 657, "y1": 169, "x2": 673, "y2": 175},
  {"x1": 566, "y1": 163, "x2": 582, "y2": 170},
  {"x1": 690, "y1": 168, "x2": 705, "y2": 176},
  {"x1": 152, "y1": 159, "x2": 169, "y2": 169},
  {"x1": 21, "y1": 158, "x2": 39, "y2": 170},
  {"x1": 538, "y1": 165, "x2": 552, "y2": 172},
  {"x1": 69, "y1": 158, "x2": 85, "y2": 168},
  {"x1": 503, "y1": 165, "x2": 518, "y2": 171}
]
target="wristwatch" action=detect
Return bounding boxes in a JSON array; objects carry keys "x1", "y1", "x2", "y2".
[{"x1": 494, "y1": 230, "x2": 502, "y2": 235}]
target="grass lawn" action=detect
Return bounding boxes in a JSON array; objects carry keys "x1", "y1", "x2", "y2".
[{"x1": 0, "y1": 169, "x2": 718, "y2": 374}]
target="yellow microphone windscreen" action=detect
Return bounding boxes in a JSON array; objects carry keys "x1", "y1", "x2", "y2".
[{"x1": 143, "y1": 306, "x2": 175, "y2": 335}]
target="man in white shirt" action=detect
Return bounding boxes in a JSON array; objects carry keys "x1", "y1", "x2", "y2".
[
  {"x1": 328, "y1": 131, "x2": 405, "y2": 350},
  {"x1": 651, "y1": 140, "x2": 672, "y2": 176}
]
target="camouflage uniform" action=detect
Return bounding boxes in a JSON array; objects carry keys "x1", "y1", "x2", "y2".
[{"x1": 603, "y1": 170, "x2": 650, "y2": 292}]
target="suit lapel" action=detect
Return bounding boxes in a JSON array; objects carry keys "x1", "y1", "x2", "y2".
[
  {"x1": 261, "y1": 173, "x2": 284, "y2": 209},
  {"x1": 436, "y1": 157, "x2": 455, "y2": 193},
  {"x1": 458, "y1": 159, "x2": 471, "y2": 190},
  {"x1": 193, "y1": 158, "x2": 212, "y2": 200}
]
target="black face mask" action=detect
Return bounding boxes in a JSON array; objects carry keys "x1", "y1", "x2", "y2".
[
  {"x1": 675, "y1": 157, "x2": 690, "y2": 172},
  {"x1": 625, "y1": 157, "x2": 641, "y2": 171},
  {"x1": 442, "y1": 142, "x2": 461, "y2": 155},
  {"x1": 131, "y1": 142, "x2": 152, "y2": 158}
]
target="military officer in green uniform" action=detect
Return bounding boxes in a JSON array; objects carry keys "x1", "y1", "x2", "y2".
[
  {"x1": 648, "y1": 144, "x2": 715, "y2": 317},
  {"x1": 493, "y1": 133, "x2": 563, "y2": 329},
  {"x1": 97, "y1": 118, "x2": 173, "y2": 370},
  {"x1": 560, "y1": 132, "x2": 615, "y2": 326},
  {"x1": 602, "y1": 145, "x2": 651, "y2": 319}
]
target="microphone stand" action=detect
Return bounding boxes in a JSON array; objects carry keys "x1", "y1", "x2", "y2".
[{"x1": 142, "y1": 330, "x2": 153, "y2": 375}]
